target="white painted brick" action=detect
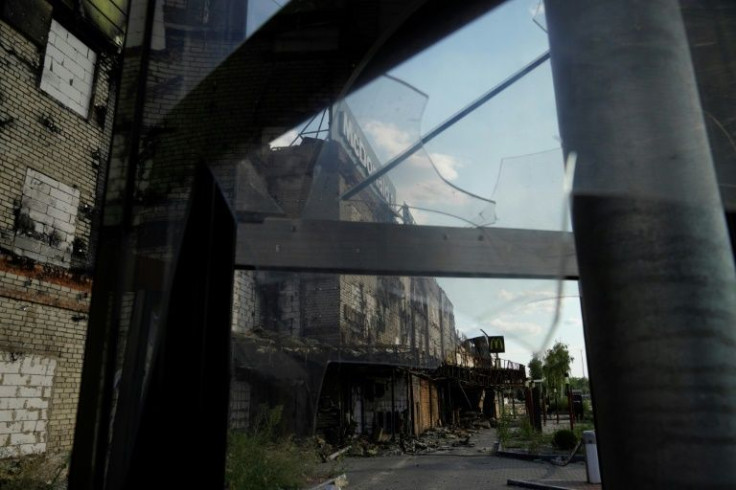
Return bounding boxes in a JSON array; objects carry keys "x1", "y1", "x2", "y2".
[
  {"x1": 0, "y1": 422, "x2": 23, "y2": 434},
  {"x1": 0, "y1": 386, "x2": 17, "y2": 397},
  {"x1": 10, "y1": 433, "x2": 37, "y2": 445},
  {"x1": 2, "y1": 374, "x2": 29, "y2": 386},
  {"x1": 0, "y1": 411, "x2": 13, "y2": 422}
]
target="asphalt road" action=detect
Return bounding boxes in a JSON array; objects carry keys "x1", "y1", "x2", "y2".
[{"x1": 340, "y1": 428, "x2": 592, "y2": 490}]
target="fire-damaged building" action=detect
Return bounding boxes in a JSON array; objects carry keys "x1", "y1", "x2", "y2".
[{"x1": 228, "y1": 104, "x2": 528, "y2": 442}]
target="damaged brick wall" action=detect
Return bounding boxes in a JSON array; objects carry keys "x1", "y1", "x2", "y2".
[{"x1": 0, "y1": 10, "x2": 116, "y2": 456}]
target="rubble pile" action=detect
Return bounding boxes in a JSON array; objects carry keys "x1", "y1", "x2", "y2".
[{"x1": 318, "y1": 414, "x2": 496, "y2": 459}]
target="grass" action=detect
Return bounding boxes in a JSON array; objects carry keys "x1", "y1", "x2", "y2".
[
  {"x1": 226, "y1": 405, "x2": 320, "y2": 490},
  {"x1": 0, "y1": 454, "x2": 68, "y2": 490}
]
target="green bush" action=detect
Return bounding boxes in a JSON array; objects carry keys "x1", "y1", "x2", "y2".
[
  {"x1": 552, "y1": 429, "x2": 578, "y2": 451},
  {"x1": 226, "y1": 405, "x2": 317, "y2": 490}
]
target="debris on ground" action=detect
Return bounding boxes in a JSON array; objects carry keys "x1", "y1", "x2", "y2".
[{"x1": 317, "y1": 413, "x2": 495, "y2": 458}]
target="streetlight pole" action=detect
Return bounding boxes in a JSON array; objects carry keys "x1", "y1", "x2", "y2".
[{"x1": 565, "y1": 372, "x2": 574, "y2": 431}]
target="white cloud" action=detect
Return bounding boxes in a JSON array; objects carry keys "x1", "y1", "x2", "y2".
[
  {"x1": 487, "y1": 318, "x2": 543, "y2": 337},
  {"x1": 269, "y1": 129, "x2": 298, "y2": 148},
  {"x1": 401, "y1": 178, "x2": 471, "y2": 208},
  {"x1": 364, "y1": 121, "x2": 413, "y2": 156},
  {"x1": 363, "y1": 120, "x2": 463, "y2": 181}
]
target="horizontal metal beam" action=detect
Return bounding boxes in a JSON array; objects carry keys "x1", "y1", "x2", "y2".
[{"x1": 236, "y1": 219, "x2": 577, "y2": 279}]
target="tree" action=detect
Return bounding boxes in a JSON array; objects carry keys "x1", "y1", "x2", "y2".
[
  {"x1": 528, "y1": 355, "x2": 544, "y2": 380},
  {"x1": 543, "y1": 342, "x2": 574, "y2": 410}
]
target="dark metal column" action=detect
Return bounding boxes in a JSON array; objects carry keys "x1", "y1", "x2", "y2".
[{"x1": 545, "y1": 0, "x2": 736, "y2": 487}]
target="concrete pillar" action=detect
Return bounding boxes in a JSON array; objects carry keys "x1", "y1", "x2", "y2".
[{"x1": 545, "y1": 0, "x2": 736, "y2": 487}]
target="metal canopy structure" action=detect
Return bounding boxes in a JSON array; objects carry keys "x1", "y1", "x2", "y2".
[{"x1": 236, "y1": 219, "x2": 577, "y2": 279}]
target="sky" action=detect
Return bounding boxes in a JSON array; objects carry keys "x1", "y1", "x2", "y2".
[{"x1": 268, "y1": 0, "x2": 589, "y2": 377}]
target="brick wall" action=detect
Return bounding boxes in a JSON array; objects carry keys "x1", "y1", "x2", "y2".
[
  {"x1": 0, "y1": 11, "x2": 117, "y2": 458},
  {"x1": 0, "y1": 352, "x2": 56, "y2": 458},
  {"x1": 0, "y1": 296, "x2": 87, "y2": 454}
]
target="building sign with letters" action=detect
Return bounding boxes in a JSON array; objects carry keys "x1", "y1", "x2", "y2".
[{"x1": 332, "y1": 103, "x2": 397, "y2": 207}]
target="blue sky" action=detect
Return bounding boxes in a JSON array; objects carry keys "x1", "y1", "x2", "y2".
[
  {"x1": 268, "y1": 0, "x2": 588, "y2": 376},
  {"x1": 379, "y1": 0, "x2": 587, "y2": 375}
]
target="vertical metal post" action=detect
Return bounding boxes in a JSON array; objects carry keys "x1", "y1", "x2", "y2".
[
  {"x1": 545, "y1": 0, "x2": 736, "y2": 487},
  {"x1": 391, "y1": 368, "x2": 396, "y2": 439}
]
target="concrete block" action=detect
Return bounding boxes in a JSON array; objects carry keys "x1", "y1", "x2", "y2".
[
  {"x1": 20, "y1": 357, "x2": 47, "y2": 375},
  {"x1": 25, "y1": 183, "x2": 52, "y2": 201},
  {"x1": 27, "y1": 169, "x2": 59, "y2": 189},
  {"x1": 10, "y1": 432, "x2": 37, "y2": 445},
  {"x1": 47, "y1": 207, "x2": 71, "y2": 223},
  {"x1": 46, "y1": 44, "x2": 65, "y2": 64},
  {"x1": 53, "y1": 218, "x2": 76, "y2": 234},
  {"x1": 64, "y1": 31, "x2": 90, "y2": 58},
  {"x1": 0, "y1": 446, "x2": 20, "y2": 459},
  {"x1": 0, "y1": 399, "x2": 24, "y2": 410},
  {"x1": 21, "y1": 197, "x2": 49, "y2": 214},
  {"x1": 0, "y1": 411, "x2": 13, "y2": 422},
  {"x1": 50, "y1": 187, "x2": 75, "y2": 205},
  {"x1": 0, "y1": 422, "x2": 23, "y2": 434},
  {"x1": 19, "y1": 442, "x2": 46, "y2": 455},
  {"x1": 13, "y1": 409, "x2": 39, "y2": 421},
  {"x1": 29, "y1": 375, "x2": 52, "y2": 387},
  {"x1": 28, "y1": 209, "x2": 54, "y2": 226},
  {"x1": 0, "y1": 361, "x2": 20, "y2": 375},
  {"x1": 2, "y1": 374, "x2": 29, "y2": 386},
  {"x1": 18, "y1": 387, "x2": 42, "y2": 398}
]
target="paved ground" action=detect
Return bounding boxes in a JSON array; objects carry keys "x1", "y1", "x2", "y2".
[{"x1": 339, "y1": 427, "x2": 600, "y2": 490}]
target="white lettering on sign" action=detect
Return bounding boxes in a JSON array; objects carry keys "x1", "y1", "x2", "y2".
[
  {"x1": 339, "y1": 111, "x2": 396, "y2": 206},
  {"x1": 341, "y1": 111, "x2": 375, "y2": 174}
]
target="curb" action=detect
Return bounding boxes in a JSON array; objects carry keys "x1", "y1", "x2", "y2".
[
  {"x1": 507, "y1": 479, "x2": 576, "y2": 490},
  {"x1": 496, "y1": 450, "x2": 585, "y2": 463}
]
